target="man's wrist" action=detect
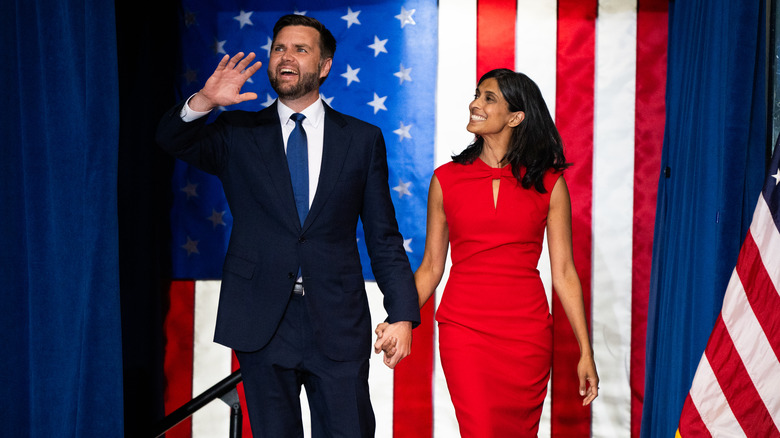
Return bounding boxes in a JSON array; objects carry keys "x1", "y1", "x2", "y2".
[
  {"x1": 188, "y1": 91, "x2": 216, "y2": 112},
  {"x1": 180, "y1": 92, "x2": 212, "y2": 122}
]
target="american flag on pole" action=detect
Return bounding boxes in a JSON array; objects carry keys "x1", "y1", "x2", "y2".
[
  {"x1": 163, "y1": 1, "x2": 668, "y2": 437},
  {"x1": 676, "y1": 143, "x2": 780, "y2": 436}
]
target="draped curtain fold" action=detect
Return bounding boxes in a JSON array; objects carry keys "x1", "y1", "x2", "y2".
[
  {"x1": 0, "y1": 0, "x2": 123, "y2": 435},
  {"x1": 641, "y1": 0, "x2": 766, "y2": 436}
]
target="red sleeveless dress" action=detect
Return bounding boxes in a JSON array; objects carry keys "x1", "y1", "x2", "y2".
[{"x1": 434, "y1": 158, "x2": 560, "y2": 437}]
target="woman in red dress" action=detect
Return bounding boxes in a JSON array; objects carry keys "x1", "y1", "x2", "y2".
[{"x1": 377, "y1": 68, "x2": 598, "y2": 437}]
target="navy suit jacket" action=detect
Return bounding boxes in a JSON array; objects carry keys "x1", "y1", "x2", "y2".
[{"x1": 156, "y1": 100, "x2": 419, "y2": 361}]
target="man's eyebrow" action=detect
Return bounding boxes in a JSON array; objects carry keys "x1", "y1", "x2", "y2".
[{"x1": 273, "y1": 42, "x2": 313, "y2": 50}]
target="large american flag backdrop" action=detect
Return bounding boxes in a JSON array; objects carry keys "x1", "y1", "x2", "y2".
[{"x1": 162, "y1": 1, "x2": 668, "y2": 437}]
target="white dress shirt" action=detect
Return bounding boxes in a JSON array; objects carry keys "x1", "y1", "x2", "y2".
[{"x1": 276, "y1": 99, "x2": 324, "y2": 209}]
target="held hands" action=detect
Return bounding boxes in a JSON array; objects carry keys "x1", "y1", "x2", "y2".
[
  {"x1": 374, "y1": 321, "x2": 412, "y2": 369},
  {"x1": 189, "y1": 52, "x2": 263, "y2": 112},
  {"x1": 578, "y1": 354, "x2": 599, "y2": 406}
]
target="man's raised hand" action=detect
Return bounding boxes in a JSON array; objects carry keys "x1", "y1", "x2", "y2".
[{"x1": 189, "y1": 52, "x2": 263, "y2": 112}]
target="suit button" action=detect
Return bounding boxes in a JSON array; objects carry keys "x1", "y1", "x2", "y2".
[
  {"x1": 287, "y1": 272, "x2": 294, "y2": 279},
  {"x1": 298, "y1": 237, "x2": 306, "y2": 243}
]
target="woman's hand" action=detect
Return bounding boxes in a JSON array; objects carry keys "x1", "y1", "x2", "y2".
[
  {"x1": 373, "y1": 322, "x2": 398, "y2": 362},
  {"x1": 578, "y1": 354, "x2": 599, "y2": 406}
]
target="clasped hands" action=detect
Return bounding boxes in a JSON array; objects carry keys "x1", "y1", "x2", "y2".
[{"x1": 373, "y1": 321, "x2": 411, "y2": 369}]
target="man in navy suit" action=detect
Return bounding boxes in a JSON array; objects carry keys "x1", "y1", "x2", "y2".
[{"x1": 156, "y1": 14, "x2": 419, "y2": 437}]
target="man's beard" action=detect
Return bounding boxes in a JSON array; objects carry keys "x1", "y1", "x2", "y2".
[{"x1": 269, "y1": 69, "x2": 321, "y2": 100}]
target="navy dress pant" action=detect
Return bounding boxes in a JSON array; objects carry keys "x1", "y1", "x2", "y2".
[{"x1": 235, "y1": 293, "x2": 375, "y2": 438}]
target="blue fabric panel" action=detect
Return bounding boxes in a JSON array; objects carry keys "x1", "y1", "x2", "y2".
[
  {"x1": 0, "y1": 3, "x2": 31, "y2": 433},
  {"x1": 0, "y1": 0, "x2": 124, "y2": 435},
  {"x1": 641, "y1": 1, "x2": 767, "y2": 436}
]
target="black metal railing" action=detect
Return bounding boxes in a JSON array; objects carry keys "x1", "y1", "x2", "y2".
[{"x1": 152, "y1": 369, "x2": 243, "y2": 437}]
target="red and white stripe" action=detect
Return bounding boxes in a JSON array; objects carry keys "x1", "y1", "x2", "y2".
[
  {"x1": 164, "y1": 1, "x2": 667, "y2": 436},
  {"x1": 677, "y1": 197, "x2": 780, "y2": 436},
  {"x1": 426, "y1": 1, "x2": 665, "y2": 436}
]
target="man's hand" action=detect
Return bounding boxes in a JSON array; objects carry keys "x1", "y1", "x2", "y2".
[
  {"x1": 189, "y1": 52, "x2": 263, "y2": 112},
  {"x1": 373, "y1": 321, "x2": 411, "y2": 369}
]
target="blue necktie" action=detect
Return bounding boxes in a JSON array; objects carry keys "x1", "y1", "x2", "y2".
[{"x1": 287, "y1": 113, "x2": 308, "y2": 225}]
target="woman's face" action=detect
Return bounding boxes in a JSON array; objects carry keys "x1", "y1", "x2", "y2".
[{"x1": 466, "y1": 77, "x2": 521, "y2": 137}]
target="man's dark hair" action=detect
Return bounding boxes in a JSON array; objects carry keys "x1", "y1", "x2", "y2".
[{"x1": 272, "y1": 14, "x2": 337, "y2": 60}]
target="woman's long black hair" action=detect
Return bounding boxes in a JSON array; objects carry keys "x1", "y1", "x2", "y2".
[{"x1": 452, "y1": 68, "x2": 570, "y2": 193}]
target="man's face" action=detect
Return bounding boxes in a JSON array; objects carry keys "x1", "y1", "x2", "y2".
[{"x1": 267, "y1": 25, "x2": 332, "y2": 101}]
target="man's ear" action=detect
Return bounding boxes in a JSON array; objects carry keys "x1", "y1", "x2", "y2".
[{"x1": 320, "y1": 57, "x2": 333, "y2": 80}]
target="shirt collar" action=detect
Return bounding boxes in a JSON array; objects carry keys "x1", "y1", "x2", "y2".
[{"x1": 277, "y1": 98, "x2": 325, "y2": 129}]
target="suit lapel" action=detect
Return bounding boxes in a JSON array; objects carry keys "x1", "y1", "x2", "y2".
[
  {"x1": 303, "y1": 104, "x2": 351, "y2": 230},
  {"x1": 253, "y1": 103, "x2": 302, "y2": 229}
]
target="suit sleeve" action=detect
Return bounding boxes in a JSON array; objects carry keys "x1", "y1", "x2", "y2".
[
  {"x1": 155, "y1": 100, "x2": 229, "y2": 175},
  {"x1": 360, "y1": 129, "x2": 421, "y2": 327}
]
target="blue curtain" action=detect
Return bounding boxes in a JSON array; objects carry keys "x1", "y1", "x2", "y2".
[
  {"x1": 0, "y1": 0, "x2": 123, "y2": 435},
  {"x1": 641, "y1": 0, "x2": 767, "y2": 436}
]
